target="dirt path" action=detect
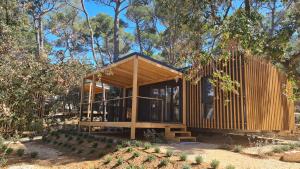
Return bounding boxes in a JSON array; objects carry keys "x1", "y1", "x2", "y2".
[{"x1": 159, "y1": 142, "x2": 300, "y2": 169}]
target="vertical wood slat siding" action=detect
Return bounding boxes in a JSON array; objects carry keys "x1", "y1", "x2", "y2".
[{"x1": 186, "y1": 54, "x2": 295, "y2": 131}]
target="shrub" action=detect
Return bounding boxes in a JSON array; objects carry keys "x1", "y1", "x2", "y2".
[
  {"x1": 154, "y1": 147, "x2": 160, "y2": 153},
  {"x1": 158, "y1": 159, "x2": 169, "y2": 167},
  {"x1": 116, "y1": 157, "x2": 124, "y2": 165},
  {"x1": 132, "y1": 140, "x2": 142, "y2": 147},
  {"x1": 281, "y1": 145, "x2": 290, "y2": 151},
  {"x1": 210, "y1": 159, "x2": 220, "y2": 169},
  {"x1": 106, "y1": 143, "x2": 112, "y2": 148},
  {"x1": 122, "y1": 141, "x2": 131, "y2": 147},
  {"x1": 104, "y1": 156, "x2": 112, "y2": 164},
  {"x1": 182, "y1": 164, "x2": 191, "y2": 169},
  {"x1": 127, "y1": 147, "x2": 133, "y2": 152},
  {"x1": 145, "y1": 155, "x2": 156, "y2": 162},
  {"x1": 288, "y1": 143, "x2": 296, "y2": 150},
  {"x1": 16, "y1": 148, "x2": 25, "y2": 157},
  {"x1": 30, "y1": 152, "x2": 38, "y2": 158},
  {"x1": 195, "y1": 155, "x2": 203, "y2": 164},
  {"x1": 5, "y1": 148, "x2": 13, "y2": 155},
  {"x1": 115, "y1": 144, "x2": 122, "y2": 151},
  {"x1": 1, "y1": 145, "x2": 7, "y2": 152},
  {"x1": 225, "y1": 164, "x2": 236, "y2": 169},
  {"x1": 132, "y1": 151, "x2": 140, "y2": 158},
  {"x1": 143, "y1": 142, "x2": 152, "y2": 150},
  {"x1": 92, "y1": 143, "x2": 98, "y2": 148},
  {"x1": 180, "y1": 152, "x2": 187, "y2": 161},
  {"x1": 233, "y1": 145, "x2": 243, "y2": 153},
  {"x1": 166, "y1": 149, "x2": 173, "y2": 157},
  {"x1": 272, "y1": 147, "x2": 284, "y2": 153}
]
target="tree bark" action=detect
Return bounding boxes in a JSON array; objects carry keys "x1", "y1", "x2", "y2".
[
  {"x1": 80, "y1": 0, "x2": 98, "y2": 67},
  {"x1": 113, "y1": 0, "x2": 121, "y2": 62},
  {"x1": 245, "y1": 0, "x2": 251, "y2": 17},
  {"x1": 135, "y1": 21, "x2": 143, "y2": 53}
]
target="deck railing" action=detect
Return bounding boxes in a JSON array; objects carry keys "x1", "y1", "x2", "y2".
[{"x1": 80, "y1": 96, "x2": 166, "y2": 123}]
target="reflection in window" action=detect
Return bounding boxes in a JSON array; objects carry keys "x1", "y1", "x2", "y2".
[{"x1": 202, "y1": 76, "x2": 214, "y2": 119}]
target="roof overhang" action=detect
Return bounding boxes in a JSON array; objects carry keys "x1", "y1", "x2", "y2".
[{"x1": 85, "y1": 53, "x2": 183, "y2": 88}]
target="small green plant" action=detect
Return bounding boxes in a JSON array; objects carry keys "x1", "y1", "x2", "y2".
[
  {"x1": 195, "y1": 155, "x2": 203, "y2": 164},
  {"x1": 1, "y1": 145, "x2": 7, "y2": 152},
  {"x1": 106, "y1": 143, "x2": 112, "y2": 148},
  {"x1": 158, "y1": 159, "x2": 169, "y2": 167},
  {"x1": 116, "y1": 157, "x2": 124, "y2": 165},
  {"x1": 16, "y1": 148, "x2": 25, "y2": 157},
  {"x1": 127, "y1": 147, "x2": 133, "y2": 152},
  {"x1": 132, "y1": 140, "x2": 142, "y2": 147},
  {"x1": 122, "y1": 141, "x2": 131, "y2": 147},
  {"x1": 225, "y1": 164, "x2": 236, "y2": 169},
  {"x1": 145, "y1": 155, "x2": 156, "y2": 162},
  {"x1": 143, "y1": 142, "x2": 152, "y2": 150},
  {"x1": 182, "y1": 164, "x2": 191, "y2": 169},
  {"x1": 115, "y1": 144, "x2": 122, "y2": 151},
  {"x1": 104, "y1": 156, "x2": 112, "y2": 164},
  {"x1": 210, "y1": 159, "x2": 220, "y2": 169},
  {"x1": 154, "y1": 147, "x2": 160, "y2": 153},
  {"x1": 288, "y1": 143, "x2": 296, "y2": 150},
  {"x1": 180, "y1": 152, "x2": 187, "y2": 161},
  {"x1": 272, "y1": 147, "x2": 284, "y2": 153},
  {"x1": 132, "y1": 151, "x2": 140, "y2": 158},
  {"x1": 233, "y1": 145, "x2": 243, "y2": 152},
  {"x1": 281, "y1": 145, "x2": 290, "y2": 151},
  {"x1": 30, "y1": 151, "x2": 38, "y2": 158},
  {"x1": 166, "y1": 149, "x2": 173, "y2": 157},
  {"x1": 5, "y1": 148, "x2": 13, "y2": 155},
  {"x1": 92, "y1": 142, "x2": 98, "y2": 148}
]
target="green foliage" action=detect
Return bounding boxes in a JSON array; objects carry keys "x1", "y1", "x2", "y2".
[
  {"x1": 182, "y1": 164, "x2": 191, "y2": 169},
  {"x1": 145, "y1": 155, "x2": 156, "y2": 162},
  {"x1": 158, "y1": 159, "x2": 169, "y2": 167},
  {"x1": 5, "y1": 148, "x2": 13, "y2": 155},
  {"x1": 16, "y1": 148, "x2": 25, "y2": 157},
  {"x1": 195, "y1": 155, "x2": 203, "y2": 164},
  {"x1": 225, "y1": 164, "x2": 236, "y2": 169},
  {"x1": 132, "y1": 151, "x2": 140, "y2": 158},
  {"x1": 179, "y1": 152, "x2": 187, "y2": 161},
  {"x1": 143, "y1": 142, "x2": 152, "y2": 150},
  {"x1": 166, "y1": 149, "x2": 173, "y2": 157},
  {"x1": 210, "y1": 159, "x2": 220, "y2": 169},
  {"x1": 116, "y1": 157, "x2": 124, "y2": 165},
  {"x1": 154, "y1": 147, "x2": 160, "y2": 153},
  {"x1": 104, "y1": 156, "x2": 112, "y2": 164},
  {"x1": 233, "y1": 145, "x2": 243, "y2": 153},
  {"x1": 127, "y1": 147, "x2": 133, "y2": 153}
]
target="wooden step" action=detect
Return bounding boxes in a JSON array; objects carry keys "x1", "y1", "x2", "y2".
[
  {"x1": 176, "y1": 136, "x2": 197, "y2": 142},
  {"x1": 172, "y1": 131, "x2": 191, "y2": 137}
]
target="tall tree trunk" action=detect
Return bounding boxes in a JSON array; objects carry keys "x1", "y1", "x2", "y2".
[
  {"x1": 135, "y1": 21, "x2": 143, "y2": 53},
  {"x1": 38, "y1": 18, "x2": 44, "y2": 57},
  {"x1": 244, "y1": 0, "x2": 251, "y2": 17},
  {"x1": 80, "y1": 0, "x2": 98, "y2": 67},
  {"x1": 113, "y1": 0, "x2": 121, "y2": 62}
]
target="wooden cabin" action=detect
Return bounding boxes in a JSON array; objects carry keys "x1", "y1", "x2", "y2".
[{"x1": 79, "y1": 52, "x2": 295, "y2": 141}]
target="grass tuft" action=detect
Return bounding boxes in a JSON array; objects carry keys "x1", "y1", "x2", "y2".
[
  {"x1": 179, "y1": 152, "x2": 187, "y2": 161},
  {"x1": 210, "y1": 159, "x2": 220, "y2": 169},
  {"x1": 195, "y1": 155, "x2": 203, "y2": 164}
]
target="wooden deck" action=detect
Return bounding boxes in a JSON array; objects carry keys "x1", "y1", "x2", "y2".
[{"x1": 79, "y1": 121, "x2": 186, "y2": 129}]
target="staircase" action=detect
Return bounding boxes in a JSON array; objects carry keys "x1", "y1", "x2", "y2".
[{"x1": 165, "y1": 126, "x2": 196, "y2": 142}]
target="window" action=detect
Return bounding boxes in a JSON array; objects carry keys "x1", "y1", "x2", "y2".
[{"x1": 202, "y1": 76, "x2": 214, "y2": 119}]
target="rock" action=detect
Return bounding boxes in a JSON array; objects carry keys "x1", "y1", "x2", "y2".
[{"x1": 280, "y1": 151, "x2": 300, "y2": 163}]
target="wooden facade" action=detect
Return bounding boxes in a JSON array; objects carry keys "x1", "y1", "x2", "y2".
[{"x1": 186, "y1": 53, "x2": 295, "y2": 131}]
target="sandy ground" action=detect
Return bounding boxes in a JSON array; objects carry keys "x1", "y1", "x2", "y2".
[
  {"x1": 159, "y1": 142, "x2": 300, "y2": 169},
  {"x1": 6, "y1": 141, "x2": 300, "y2": 169}
]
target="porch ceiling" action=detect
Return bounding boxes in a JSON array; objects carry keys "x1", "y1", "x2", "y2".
[{"x1": 85, "y1": 54, "x2": 182, "y2": 88}]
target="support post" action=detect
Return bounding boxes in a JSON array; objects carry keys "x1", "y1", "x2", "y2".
[
  {"x1": 90, "y1": 75, "x2": 96, "y2": 122},
  {"x1": 131, "y1": 56, "x2": 138, "y2": 139},
  {"x1": 182, "y1": 78, "x2": 187, "y2": 125},
  {"x1": 87, "y1": 82, "x2": 92, "y2": 119},
  {"x1": 79, "y1": 78, "x2": 84, "y2": 122}
]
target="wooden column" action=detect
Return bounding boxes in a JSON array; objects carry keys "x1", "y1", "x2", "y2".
[
  {"x1": 79, "y1": 78, "x2": 84, "y2": 121},
  {"x1": 182, "y1": 78, "x2": 187, "y2": 125},
  {"x1": 90, "y1": 75, "x2": 96, "y2": 122},
  {"x1": 131, "y1": 56, "x2": 138, "y2": 139}
]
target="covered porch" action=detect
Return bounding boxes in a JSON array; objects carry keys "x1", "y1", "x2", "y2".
[{"x1": 79, "y1": 53, "x2": 187, "y2": 139}]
